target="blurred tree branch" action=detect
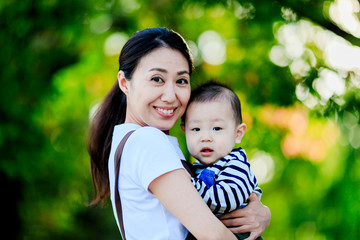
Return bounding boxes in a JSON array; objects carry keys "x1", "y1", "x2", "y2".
[{"x1": 280, "y1": 0, "x2": 360, "y2": 46}]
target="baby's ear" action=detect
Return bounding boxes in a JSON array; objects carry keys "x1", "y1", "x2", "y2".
[
  {"x1": 180, "y1": 123, "x2": 185, "y2": 133},
  {"x1": 235, "y1": 123, "x2": 247, "y2": 144}
]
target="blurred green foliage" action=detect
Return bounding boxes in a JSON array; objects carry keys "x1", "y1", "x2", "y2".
[{"x1": 1, "y1": 0, "x2": 359, "y2": 239}]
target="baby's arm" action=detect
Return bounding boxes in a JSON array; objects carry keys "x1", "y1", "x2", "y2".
[
  {"x1": 149, "y1": 168, "x2": 237, "y2": 240},
  {"x1": 192, "y1": 158, "x2": 260, "y2": 215}
]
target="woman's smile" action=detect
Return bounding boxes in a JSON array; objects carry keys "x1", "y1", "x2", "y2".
[{"x1": 154, "y1": 106, "x2": 177, "y2": 117}]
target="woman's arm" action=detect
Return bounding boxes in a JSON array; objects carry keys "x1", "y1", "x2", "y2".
[
  {"x1": 149, "y1": 169, "x2": 237, "y2": 240},
  {"x1": 219, "y1": 193, "x2": 271, "y2": 240}
]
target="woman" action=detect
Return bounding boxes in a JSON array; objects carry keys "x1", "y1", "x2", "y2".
[{"x1": 88, "y1": 27, "x2": 270, "y2": 239}]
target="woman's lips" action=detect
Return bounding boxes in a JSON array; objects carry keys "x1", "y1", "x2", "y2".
[
  {"x1": 200, "y1": 147, "x2": 213, "y2": 157},
  {"x1": 154, "y1": 106, "x2": 176, "y2": 117}
]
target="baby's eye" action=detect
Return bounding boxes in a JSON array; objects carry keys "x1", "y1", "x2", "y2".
[
  {"x1": 213, "y1": 127, "x2": 222, "y2": 131},
  {"x1": 151, "y1": 76, "x2": 163, "y2": 83},
  {"x1": 191, "y1": 128, "x2": 200, "y2": 132}
]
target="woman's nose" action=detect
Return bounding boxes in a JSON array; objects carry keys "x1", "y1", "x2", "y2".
[{"x1": 161, "y1": 83, "x2": 176, "y2": 103}]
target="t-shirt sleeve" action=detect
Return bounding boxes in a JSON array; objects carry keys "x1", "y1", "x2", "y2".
[{"x1": 125, "y1": 127, "x2": 184, "y2": 191}]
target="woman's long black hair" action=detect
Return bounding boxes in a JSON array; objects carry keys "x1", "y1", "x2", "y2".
[{"x1": 87, "y1": 28, "x2": 194, "y2": 205}]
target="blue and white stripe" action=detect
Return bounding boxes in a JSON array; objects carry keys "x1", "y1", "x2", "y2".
[{"x1": 191, "y1": 148, "x2": 262, "y2": 215}]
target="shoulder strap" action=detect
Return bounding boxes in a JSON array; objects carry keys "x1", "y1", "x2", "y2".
[
  {"x1": 181, "y1": 160, "x2": 196, "y2": 177},
  {"x1": 114, "y1": 130, "x2": 135, "y2": 240}
]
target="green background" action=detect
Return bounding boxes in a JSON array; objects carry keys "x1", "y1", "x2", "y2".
[{"x1": 1, "y1": 0, "x2": 359, "y2": 239}]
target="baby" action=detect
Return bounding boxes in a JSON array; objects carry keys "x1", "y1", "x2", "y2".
[{"x1": 181, "y1": 82, "x2": 262, "y2": 240}]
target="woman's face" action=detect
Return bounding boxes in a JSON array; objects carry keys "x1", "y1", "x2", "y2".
[{"x1": 119, "y1": 47, "x2": 191, "y2": 132}]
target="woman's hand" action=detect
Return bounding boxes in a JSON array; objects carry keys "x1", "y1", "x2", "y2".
[{"x1": 219, "y1": 193, "x2": 270, "y2": 240}]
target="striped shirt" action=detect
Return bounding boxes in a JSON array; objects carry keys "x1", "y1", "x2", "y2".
[{"x1": 191, "y1": 148, "x2": 262, "y2": 216}]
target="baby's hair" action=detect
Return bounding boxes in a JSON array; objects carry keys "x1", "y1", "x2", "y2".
[{"x1": 182, "y1": 81, "x2": 243, "y2": 124}]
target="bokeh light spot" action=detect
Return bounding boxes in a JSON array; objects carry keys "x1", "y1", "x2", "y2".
[
  {"x1": 104, "y1": 32, "x2": 129, "y2": 56},
  {"x1": 198, "y1": 30, "x2": 226, "y2": 65},
  {"x1": 90, "y1": 14, "x2": 112, "y2": 34},
  {"x1": 250, "y1": 151, "x2": 275, "y2": 184}
]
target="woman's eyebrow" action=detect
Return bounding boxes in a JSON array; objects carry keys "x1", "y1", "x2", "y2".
[
  {"x1": 149, "y1": 68, "x2": 167, "y2": 73},
  {"x1": 149, "y1": 68, "x2": 189, "y2": 75},
  {"x1": 177, "y1": 70, "x2": 190, "y2": 75}
]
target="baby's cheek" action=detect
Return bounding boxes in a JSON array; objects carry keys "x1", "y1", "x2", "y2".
[
  {"x1": 187, "y1": 142, "x2": 197, "y2": 156},
  {"x1": 218, "y1": 144, "x2": 230, "y2": 158}
]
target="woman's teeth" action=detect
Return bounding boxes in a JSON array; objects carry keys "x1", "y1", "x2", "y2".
[{"x1": 156, "y1": 108, "x2": 175, "y2": 114}]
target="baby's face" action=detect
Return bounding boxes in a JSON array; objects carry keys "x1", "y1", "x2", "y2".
[{"x1": 183, "y1": 100, "x2": 245, "y2": 165}]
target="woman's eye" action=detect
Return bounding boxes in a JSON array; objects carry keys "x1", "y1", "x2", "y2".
[
  {"x1": 191, "y1": 128, "x2": 200, "y2": 132},
  {"x1": 151, "y1": 76, "x2": 163, "y2": 83},
  {"x1": 176, "y1": 78, "x2": 189, "y2": 85},
  {"x1": 213, "y1": 127, "x2": 222, "y2": 131}
]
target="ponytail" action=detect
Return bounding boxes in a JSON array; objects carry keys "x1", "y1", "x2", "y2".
[{"x1": 88, "y1": 81, "x2": 126, "y2": 205}]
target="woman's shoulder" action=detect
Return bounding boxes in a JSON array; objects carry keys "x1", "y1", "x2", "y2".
[
  {"x1": 131, "y1": 126, "x2": 167, "y2": 140},
  {"x1": 125, "y1": 126, "x2": 179, "y2": 161},
  {"x1": 114, "y1": 124, "x2": 165, "y2": 138},
  {"x1": 119, "y1": 125, "x2": 170, "y2": 149},
  {"x1": 136, "y1": 126, "x2": 165, "y2": 135}
]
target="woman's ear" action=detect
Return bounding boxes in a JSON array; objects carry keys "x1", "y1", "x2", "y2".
[
  {"x1": 118, "y1": 70, "x2": 129, "y2": 95},
  {"x1": 235, "y1": 123, "x2": 247, "y2": 144}
]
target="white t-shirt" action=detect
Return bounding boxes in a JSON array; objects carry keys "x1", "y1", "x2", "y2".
[{"x1": 108, "y1": 123, "x2": 188, "y2": 239}]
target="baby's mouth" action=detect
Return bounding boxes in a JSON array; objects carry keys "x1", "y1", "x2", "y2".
[
  {"x1": 201, "y1": 147, "x2": 213, "y2": 153},
  {"x1": 200, "y1": 147, "x2": 214, "y2": 157}
]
